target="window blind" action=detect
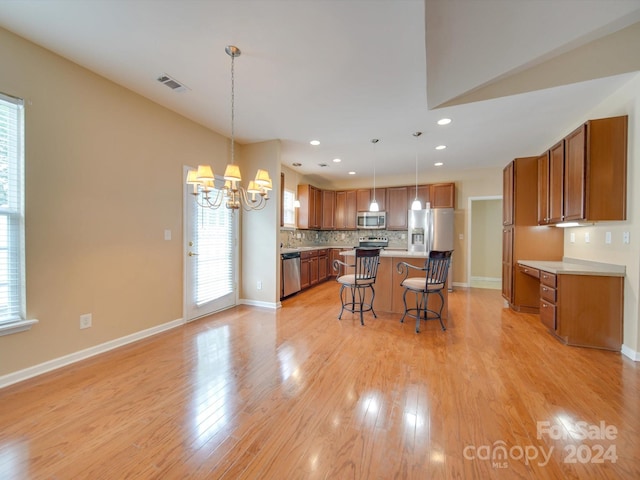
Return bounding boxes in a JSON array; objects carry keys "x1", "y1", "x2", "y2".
[
  {"x1": 0, "y1": 93, "x2": 25, "y2": 325},
  {"x1": 191, "y1": 191, "x2": 234, "y2": 306}
]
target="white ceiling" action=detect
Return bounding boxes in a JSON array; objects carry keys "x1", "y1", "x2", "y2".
[{"x1": 1, "y1": 0, "x2": 639, "y2": 187}]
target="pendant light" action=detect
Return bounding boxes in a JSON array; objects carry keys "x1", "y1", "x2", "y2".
[
  {"x1": 186, "y1": 45, "x2": 272, "y2": 211},
  {"x1": 411, "y1": 131, "x2": 423, "y2": 210},
  {"x1": 369, "y1": 138, "x2": 380, "y2": 212}
]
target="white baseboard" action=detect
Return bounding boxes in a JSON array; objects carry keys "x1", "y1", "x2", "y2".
[
  {"x1": 0, "y1": 317, "x2": 184, "y2": 389},
  {"x1": 239, "y1": 298, "x2": 279, "y2": 309},
  {"x1": 621, "y1": 344, "x2": 640, "y2": 361},
  {"x1": 471, "y1": 276, "x2": 501, "y2": 282}
]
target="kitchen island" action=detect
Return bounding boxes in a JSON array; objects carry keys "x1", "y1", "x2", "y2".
[{"x1": 340, "y1": 250, "x2": 448, "y2": 318}]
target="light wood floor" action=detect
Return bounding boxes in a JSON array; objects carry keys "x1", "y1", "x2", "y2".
[{"x1": 1, "y1": 283, "x2": 639, "y2": 479}]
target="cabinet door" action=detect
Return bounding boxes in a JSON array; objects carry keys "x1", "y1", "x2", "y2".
[
  {"x1": 309, "y1": 257, "x2": 319, "y2": 286},
  {"x1": 300, "y1": 258, "x2": 310, "y2": 289},
  {"x1": 549, "y1": 141, "x2": 565, "y2": 223},
  {"x1": 430, "y1": 183, "x2": 455, "y2": 208},
  {"x1": 356, "y1": 189, "x2": 371, "y2": 212},
  {"x1": 335, "y1": 191, "x2": 346, "y2": 229},
  {"x1": 312, "y1": 186, "x2": 323, "y2": 228},
  {"x1": 564, "y1": 125, "x2": 586, "y2": 221},
  {"x1": 386, "y1": 186, "x2": 409, "y2": 230},
  {"x1": 501, "y1": 227, "x2": 513, "y2": 302},
  {"x1": 321, "y1": 189, "x2": 334, "y2": 230},
  {"x1": 345, "y1": 190, "x2": 357, "y2": 229},
  {"x1": 318, "y1": 254, "x2": 328, "y2": 281},
  {"x1": 537, "y1": 152, "x2": 550, "y2": 225},
  {"x1": 502, "y1": 162, "x2": 514, "y2": 226}
]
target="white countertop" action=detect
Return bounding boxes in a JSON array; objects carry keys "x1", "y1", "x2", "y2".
[
  {"x1": 518, "y1": 258, "x2": 625, "y2": 277},
  {"x1": 280, "y1": 246, "x2": 428, "y2": 258}
]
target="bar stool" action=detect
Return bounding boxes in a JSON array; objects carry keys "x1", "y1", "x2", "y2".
[
  {"x1": 397, "y1": 250, "x2": 452, "y2": 333},
  {"x1": 333, "y1": 248, "x2": 381, "y2": 325}
]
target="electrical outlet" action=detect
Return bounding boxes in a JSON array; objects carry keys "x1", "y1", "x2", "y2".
[
  {"x1": 164, "y1": 229, "x2": 172, "y2": 240},
  {"x1": 605, "y1": 232, "x2": 612, "y2": 244},
  {"x1": 257, "y1": 280, "x2": 262, "y2": 290},
  {"x1": 584, "y1": 232, "x2": 590, "y2": 243},
  {"x1": 570, "y1": 232, "x2": 575, "y2": 243},
  {"x1": 80, "y1": 313, "x2": 92, "y2": 329},
  {"x1": 623, "y1": 232, "x2": 630, "y2": 244}
]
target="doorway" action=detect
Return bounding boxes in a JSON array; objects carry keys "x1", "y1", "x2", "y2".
[
  {"x1": 468, "y1": 196, "x2": 502, "y2": 289},
  {"x1": 183, "y1": 166, "x2": 238, "y2": 321}
]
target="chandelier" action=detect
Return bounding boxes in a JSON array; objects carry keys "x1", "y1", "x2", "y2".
[{"x1": 186, "y1": 45, "x2": 272, "y2": 211}]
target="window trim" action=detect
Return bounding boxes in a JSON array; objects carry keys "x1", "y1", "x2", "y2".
[{"x1": 0, "y1": 92, "x2": 37, "y2": 336}]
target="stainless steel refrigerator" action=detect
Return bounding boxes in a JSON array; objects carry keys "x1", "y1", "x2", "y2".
[{"x1": 407, "y1": 208, "x2": 455, "y2": 290}]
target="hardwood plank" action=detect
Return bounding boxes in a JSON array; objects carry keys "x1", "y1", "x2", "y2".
[{"x1": 0, "y1": 284, "x2": 638, "y2": 479}]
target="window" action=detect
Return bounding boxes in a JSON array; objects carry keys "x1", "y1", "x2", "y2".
[
  {"x1": 0, "y1": 93, "x2": 32, "y2": 334},
  {"x1": 283, "y1": 188, "x2": 296, "y2": 228}
]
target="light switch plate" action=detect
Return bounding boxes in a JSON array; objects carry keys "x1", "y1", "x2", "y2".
[
  {"x1": 570, "y1": 233, "x2": 575, "y2": 243},
  {"x1": 623, "y1": 232, "x2": 630, "y2": 244},
  {"x1": 585, "y1": 232, "x2": 590, "y2": 243},
  {"x1": 605, "y1": 232, "x2": 612, "y2": 244}
]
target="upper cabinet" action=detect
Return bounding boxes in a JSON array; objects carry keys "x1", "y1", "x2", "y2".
[
  {"x1": 335, "y1": 190, "x2": 357, "y2": 230},
  {"x1": 430, "y1": 183, "x2": 455, "y2": 209},
  {"x1": 386, "y1": 186, "x2": 409, "y2": 230},
  {"x1": 503, "y1": 162, "x2": 514, "y2": 226},
  {"x1": 297, "y1": 184, "x2": 323, "y2": 229},
  {"x1": 537, "y1": 115, "x2": 627, "y2": 225},
  {"x1": 296, "y1": 182, "x2": 456, "y2": 230},
  {"x1": 321, "y1": 190, "x2": 336, "y2": 230}
]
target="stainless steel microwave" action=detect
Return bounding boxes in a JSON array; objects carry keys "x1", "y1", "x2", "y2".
[{"x1": 357, "y1": 211, "x2": 386, "y2": 229}]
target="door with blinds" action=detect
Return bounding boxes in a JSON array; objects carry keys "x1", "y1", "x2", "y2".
[{"x1": 184, "y1": 166, "x2": 237, "y2": 321}]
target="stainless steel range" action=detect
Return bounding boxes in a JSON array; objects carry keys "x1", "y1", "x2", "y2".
[{"x1": 358, "y1": 236, "x2": 388, "y2": 248}]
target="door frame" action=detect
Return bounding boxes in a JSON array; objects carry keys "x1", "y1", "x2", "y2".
[
  {"x1": 467, "y1": 195, "x2": 502, "y2": 289},
  {"x1": 182, "y1": 165, "x2": 239, "y2": 323}
]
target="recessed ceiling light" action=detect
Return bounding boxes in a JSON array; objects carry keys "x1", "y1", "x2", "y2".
[
  {"x1": 348, "y1": 171, "x2": 356, "y2": 175},
  {"x1": 310, "y1": 140, "x2": 320, "y2": 146},
  {"x1": 434, "y1": 162, "x2": 444, "y2": 167},
  {"x1": 435, "y1": 145, "x2": 447, "y2": 150},
  {"x1": 333, "y1": 158, "x2": 341, "y2": 163},
  {"x1": 437, "y1": 118, "x2": 452, "y2": 126}
]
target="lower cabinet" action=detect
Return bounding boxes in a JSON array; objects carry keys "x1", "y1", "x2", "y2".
[
  {"x1": 521, "y1": 265, "x2": 623, "y2": 351},
  {"x1": 300, "y1": 249, "x2": 331, "y2": 290}
]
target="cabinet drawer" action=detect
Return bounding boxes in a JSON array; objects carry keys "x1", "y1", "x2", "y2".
[
  {"x1": 540, "y1": 271, "x2": 557, "y2": 288},
  {"x1": 317, "y1": 249, "x2": 328, "y2": 256},
  {"x1": 540, "y1": 300, "x2": 556, "y2": 330},
  {"x1": 301, "y1": 250, "x2": 318, "y2": 260},
  {"x1": 518, "y1": 264, "x2": 539, "y2": 278},
  {"x1": 540, "y1": 284, "x2": 556, "y2": 303}
]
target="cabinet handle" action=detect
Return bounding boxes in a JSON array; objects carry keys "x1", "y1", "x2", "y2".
[{"x1": 542, "y1": 303, "x2": 547, "y2": 308}]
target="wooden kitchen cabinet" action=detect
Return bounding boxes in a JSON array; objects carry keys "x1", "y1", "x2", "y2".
[
  {"x1": 564, "y1": 116, "x2": 627, "y2": 222},
  {"x1": 321, "y1": 190, "x2": 336, "y2": 230},
  {"x1": 430, "y1": 183, "x2": 455, "y2": 208},
  {"x1": 538, "y1": 143, "x2": 565, "y2": 226},
  {"x1": 522, "y1": 265, "x2": 623, "y2": 351},
  {"x1": 335, "y1": 190, "x2": 357, "y2": 229},
  {"x1": 356, "y1": 188, "x2": 386, "y2": 213},
  {"x1": 297, "y1": 184, "x2": 323, "y2": 229},
  {"x1": 386, "y1": 186, "x2": 409, "y2": 230},
  {"x1": 300, "y1": 250, "x2": 320, "y2": 288},
  {"x1": 502, "y1": 157, "x2": 563, "y2": 311},
  {"x1": 503, "y1": 161, "x2": 514, "y2": 226},
  {"x1": 318, "y1": 249, "x2": 329, "y2": 282}
]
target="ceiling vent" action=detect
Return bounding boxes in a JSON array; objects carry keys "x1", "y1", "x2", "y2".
[{"x1": 157, "y1": 73, "x2": 189, "y2": 93}]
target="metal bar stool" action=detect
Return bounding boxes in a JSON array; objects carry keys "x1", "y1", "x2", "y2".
[
  {"x1": 333, "y1": 248, "x2": 381, "y2": 325},
  {"x1": 397, "y1": 250, "x2": 453, "y2": 333}
]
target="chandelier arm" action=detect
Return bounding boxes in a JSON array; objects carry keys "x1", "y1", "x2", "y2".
[{"x1": 238, "y1": 187, "x2": 267, "y2": 211}]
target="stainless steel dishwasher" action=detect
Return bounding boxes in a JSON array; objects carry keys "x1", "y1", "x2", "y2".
[{"x1": 281, "y1": 251, "x2": 301, "y2": 298}]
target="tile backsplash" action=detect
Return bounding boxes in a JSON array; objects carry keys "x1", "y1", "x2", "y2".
[{"x1": 279, "y1": 229, "x2": 408, "y2": 249}]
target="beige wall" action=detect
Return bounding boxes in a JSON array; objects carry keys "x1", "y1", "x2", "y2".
[
  {"x1": 471, "y1": 199, "x2": 502, "y2": 279},
  {"x1": 0, "y1": 27, "x2": 240, "y2": 376}
]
